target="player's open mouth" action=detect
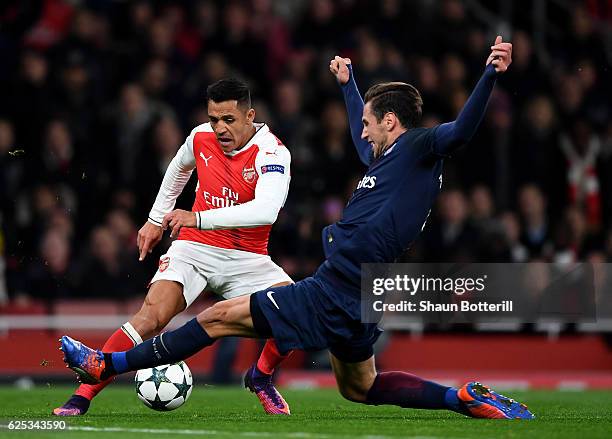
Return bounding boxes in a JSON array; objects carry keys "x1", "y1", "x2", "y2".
[{"x1": 217, "y1": 138, "x2": 233, "y2": 147}]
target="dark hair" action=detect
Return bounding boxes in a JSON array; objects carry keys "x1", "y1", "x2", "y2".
[
  {"x1": 206, "y1": 78, "x2": 251, "y2": 108},
  {"x1": 363, "y1": 82, "x2": 423, "y2": 128}
]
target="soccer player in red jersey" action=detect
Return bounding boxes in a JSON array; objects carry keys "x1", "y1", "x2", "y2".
[{"x1": 53, "y1": 78, "x2": 293, "y2": 416}]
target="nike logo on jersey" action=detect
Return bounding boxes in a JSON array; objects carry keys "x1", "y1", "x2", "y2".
[
  {"x1": 356, "y1": 175, "x2": 377, "y2": 190},
  {"x1": 265, "y1": 150, "x2": 278, "y2": 156},
  {"x1": 267, "y1": 291, "x2": 280, "y2": 310},
  {"x1": 199, "y1": 152, "x2": 212, "y2": 166}
]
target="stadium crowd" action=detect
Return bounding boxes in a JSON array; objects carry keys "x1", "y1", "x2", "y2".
[{"x1": 0, "y1": 0, "x2": 611, "y2": 308}]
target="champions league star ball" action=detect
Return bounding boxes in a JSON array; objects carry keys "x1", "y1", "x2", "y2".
[{"x1": 135, "y1": 361, "x2": 193, "y2": 411}]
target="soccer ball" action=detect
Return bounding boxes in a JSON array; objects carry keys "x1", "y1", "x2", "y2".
[{"x1": 135, "y1": 361, "x2": 193, "y2": 411}]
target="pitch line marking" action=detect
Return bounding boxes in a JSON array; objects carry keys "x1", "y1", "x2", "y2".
[
  {"x1": 25, "y1": 425, "x2": 449, "y2": 439},
  {"x1": 0, "y1": 424, "x2": 455, "y2": 439}
]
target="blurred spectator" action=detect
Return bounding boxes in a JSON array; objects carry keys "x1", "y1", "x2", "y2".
[
  {"x1": 309, "y1": 101, "x2": 363, "y2": 195},
  {"x1": 514, "y1": 95, "x2": 566, "y2": 216},
  {"x1": 574, "y1": 58, "x2": 609, "y2": 128},
  {"x1": 77, "y1": 225, "x2": 147, "y2": 298},
  {"x1": 469, "y1": 185, "x2": 495, "y2": 230},
  {"x1": 141, "y1": 58, "x2": 170, "y2": 100},
  {"x1": 209, "y1": 2, "x2": 267, "y2": 84},
  {"x1": 147, "y1": 18, "x2": 176, "y2": 60},
  {"x1": 518, "y1": 185, "x2": 552, "y2": 259},
  {"x1": 25, "y1": 228, "x2": 76, "y2": 306},
  {"x1": 553, "y1": 207, "x2": 587, "y2": 264},
  {"x1": 251, "y1": 0, "x2": 292, "y2": 80},
  {"x1": 455, "y1": 89, "x2": 513, "y2": 207},
  {"x1": 272, "y1": 79, "x2": 316, "y2": 167},
  {"x1": 559, "y1": 119, "x2": 602, "y2": 228},
  {"x1": 48, "y1": 207, "x2": 75, "y2": 241},
  {"x1": 463, "y1": 28, "x2": 488, "y2": 79},
  {"x1": 52, "y1": 49, "x2": 99, "y2": 143},
  {"x1": 353, "y1": 32, "x2": 405, "y2": 89},
  {"x1": 106, "y1": 209, "x2": 138, "y2": 252},
  {"x1": 41, "y1": 120, "x2": 78, "y2": 185},
  {"x1": 499, "y1": 212, "x2": 528, "y2": 262},
  {"x1": 433, "y1": 0, "x2": 469, "y2": 55},
  {"x1": 440, "y1": 54, "x2": 467, "y2": 93},
  {"x1": 555, "y1": 73, "x2": 585, "y2": 123},
  {"x1": 135, "y1": 115, "x2": 183, "y2": 212},
  {"x1": 181, "y1": 53, "x2": 232, "y2": 118},
  {"x1": 294, "y1": 0, "x2": 339, "y2": 50},
  {"x1": 22, "y1": 0, "x2": 74, "y2": 50},
  {"x1": 0, "y1": 225, "x2": 8, "y2": 305},
  {"x1": 499, "y1": 30, "x2": 548, "y2": 108},
  {"x1": 424, "y1": 189, "x2": 478, "y2": 261},
  {"x1": 564, "y1": 4, "x2": 608, "y2": 67},
  {"x1": 0, "y1": 119, "x2": 23, "y2": 219},
  {"x1": 104, "y1": 83, "x2": 160, "y2": 187},
  {"x1": 8, "y1": 51, "x2": 53, "y2": 149},
  {"x1": 414, "y1": 57, "x2": 444, "y2": 119}
]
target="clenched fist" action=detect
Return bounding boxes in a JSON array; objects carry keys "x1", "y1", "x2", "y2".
[
  {"x1": 486, "y1": 35, "x2": 512, "y2": 73},
  {"x1": 329, "y1": 56, "x2": 352, "y2": 85}
]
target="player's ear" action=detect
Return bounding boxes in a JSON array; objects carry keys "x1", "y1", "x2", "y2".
[
  {"x1": 384, "y1": 112, "x2": 397, "y2": 131},
  {"x1": 246, "y1": 108, "x2": 255, "y2": 123}
]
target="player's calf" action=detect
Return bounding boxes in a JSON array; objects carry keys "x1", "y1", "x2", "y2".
[
  {"x1": 336, "y1": 379, "x2": 372, "y2": 403},
  {"x1": 363, "y1": 371, "x2": 468, "y2": 412},
  {"x1": 330, "y1": 353, "x2": 377, "y2": 403}
]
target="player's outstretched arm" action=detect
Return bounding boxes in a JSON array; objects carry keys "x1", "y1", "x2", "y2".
[
  {"x1": 139, "y1": 134, "x2": 196, "y2": 259},
  {"x1": 330, "y1": 56, "x2": 373, "y2": 166},
  {"x1": 433, "y1": 36, "x2": 512, "y2": 156}
]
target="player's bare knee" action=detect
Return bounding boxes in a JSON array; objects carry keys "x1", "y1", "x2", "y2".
[
  {"x1": 198, "y1": 302, "x2": 229, "y2": 325},
  {"x1": 130, "y1": 308, "x2": 157, "y2": 337},
  {"x1": 132, "y1": 298, "x2": 173, "y2": 335}
]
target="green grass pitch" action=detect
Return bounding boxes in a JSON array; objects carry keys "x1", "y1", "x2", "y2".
[{"x1": 1, "y1": 385, "x2": 611, "y2": 438}]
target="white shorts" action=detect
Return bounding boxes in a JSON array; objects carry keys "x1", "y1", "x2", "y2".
[{"x1": 150, "y1": 240, "x2": 292, "y2": 307}]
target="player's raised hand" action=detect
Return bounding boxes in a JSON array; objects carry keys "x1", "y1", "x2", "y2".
[
  {"x1": 329, "y1": 56, "x2": 352, "y2": 85},
  {"x1": 162, "y1": 209, "x2": 197, "y2": 239},
  {"x1": 137, "y1": 221, "x2": 163, "y2": 261},
  {"x1": 486, "y1": 35, "x2": 512, "y2": 73}
]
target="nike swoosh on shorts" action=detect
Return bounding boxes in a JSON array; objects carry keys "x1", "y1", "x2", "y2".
[{"x1": 266, "y1": 291, "x2": 280, "y2": 310}]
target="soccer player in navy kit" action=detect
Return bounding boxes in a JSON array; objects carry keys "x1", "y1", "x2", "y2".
[{"x1": 60, "y1": 37, "x2": 534, "y2": 419}]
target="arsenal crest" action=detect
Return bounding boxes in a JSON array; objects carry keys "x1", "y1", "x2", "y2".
[
  {"x1": 242, "y1": 166, "x2": 256, "y2": 183},
  {"x1": 158, "y1": 256, "x2": 170, "y2": 272}
]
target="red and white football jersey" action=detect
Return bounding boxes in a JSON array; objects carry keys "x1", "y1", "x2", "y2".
[{"x1": 148, "y1": 123, "x2": 290, "y2": 255}]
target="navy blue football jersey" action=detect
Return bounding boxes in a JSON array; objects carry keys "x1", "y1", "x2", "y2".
[
  {"x1": 321, "y1": 127, "x2": 443, "y2": 288},
  {"x1": 318, "y1": 64, "x2": 497, "y2": 295}
]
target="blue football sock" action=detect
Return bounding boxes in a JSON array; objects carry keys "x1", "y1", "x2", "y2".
[
  {"x1": 444, "y1": 387, "x2": 469, "y2": 414},
  {"x1": 110, "y1": 351, "x2": 129, "y2": 375},
  {"x1": 365, "y1": 372, "x2": 460, "y2": 411},
  {"x1": 106, "y1": 318, "x2": 215, "y2": 375}
]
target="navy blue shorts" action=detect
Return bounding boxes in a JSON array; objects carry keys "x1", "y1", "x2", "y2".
[{"x1": 251, "y1": 264, "x2": 382, "y2": 363}]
